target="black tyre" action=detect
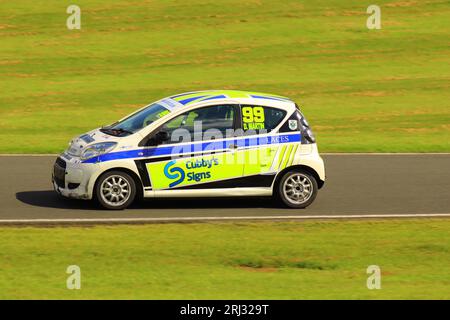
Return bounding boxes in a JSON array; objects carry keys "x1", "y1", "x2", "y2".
[
  {"x1": 277, "y1": 170, "x2": 318, "y2": 209},
  {"x1": 95, "y1": 171, "x2": 136, "y2": 210}
]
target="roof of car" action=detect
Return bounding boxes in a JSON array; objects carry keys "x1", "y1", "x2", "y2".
[{"x1": 166, "y1": 90, "x2": 293, "y2": 107}]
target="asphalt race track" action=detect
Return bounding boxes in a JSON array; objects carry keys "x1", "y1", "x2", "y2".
[{"x1": 0, "y1": 155, "x2": 449, "y2": 224}]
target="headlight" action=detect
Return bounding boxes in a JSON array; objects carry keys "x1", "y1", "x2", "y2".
[{"x1": 81, "y1": 142, "x2": 117, "y2": 160}]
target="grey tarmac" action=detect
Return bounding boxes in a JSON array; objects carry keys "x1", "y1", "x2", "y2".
[{"x1": 0, "y1": 155, "x2": 449, "y2": 224}]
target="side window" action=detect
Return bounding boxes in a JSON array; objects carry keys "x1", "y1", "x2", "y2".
[
  {"x1": 160, "y1": 105, "x2": 235, "y2": 144},
  {"x1": 241, "y1": 105, "x2": 286, "y2": 134}
]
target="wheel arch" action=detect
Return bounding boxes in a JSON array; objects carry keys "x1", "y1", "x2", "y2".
[
  {"x1": 93, "y1": 167, "x2": 144, "y2": 200},
  {"x1": 273, "y1": 164, "x2": 324, "y2": 193}
]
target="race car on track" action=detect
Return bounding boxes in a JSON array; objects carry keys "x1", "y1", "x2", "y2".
[{"x1": 53, "y1": 90, "x2": 325, "y2": 210}]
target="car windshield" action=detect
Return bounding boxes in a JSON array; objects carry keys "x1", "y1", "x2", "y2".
[{"x1": 103, "y1": 103, "x2": 170, "y2": 136}]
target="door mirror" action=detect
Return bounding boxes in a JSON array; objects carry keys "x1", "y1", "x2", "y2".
[{"x1": 147, "y1": 130, "x2": 170, "y2": 146}]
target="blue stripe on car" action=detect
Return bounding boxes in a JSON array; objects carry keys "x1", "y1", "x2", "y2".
[
  {"x1": 249, "y1": 95, "x2": 290, "y2": 102},
  {"x1": 178, "y1": 95, "x2": 208, "y2": 105},
  {"x1": 200, "y1": 94, "x2": 227, "y2": 101},
  {"x1": 169, "y1": 92, "x2": 200, "y2": 99},
  {"x1": 82, "y1": 133, "x2": 301, "y2": 164}
]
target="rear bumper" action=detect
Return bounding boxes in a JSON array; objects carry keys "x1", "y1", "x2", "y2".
[{"x1": 300, "y1": 144, "x2": 326, "y2": 181}]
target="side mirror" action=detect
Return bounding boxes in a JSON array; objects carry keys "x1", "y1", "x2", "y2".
[{"x1": 147, "y1": 130, "x2": 170, "y2": 146}]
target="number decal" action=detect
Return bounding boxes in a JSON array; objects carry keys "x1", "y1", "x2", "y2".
[
  {"x1": 242, "y1": 107, "x2": 254, "y2": 123},
  {"x1": 242, "y1": 106, "x2": 266, "y2": 130},
  {"x1": 252, "y1": 106, "x2": 265, "y2": 123}
]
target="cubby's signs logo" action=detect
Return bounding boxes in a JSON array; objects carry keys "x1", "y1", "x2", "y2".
[
  {"x1": 164, "y1": 158, "x2": 219, "y2": 188},
  {"x1": 186, "y1": 158, "x2": 219, "y2": 183},
  {"x1": 164, "y1": 160, "x2": 185, "y2": 187}
]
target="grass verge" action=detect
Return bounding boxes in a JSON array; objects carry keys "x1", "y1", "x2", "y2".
[
  {"x1": 0, "y1": 1, "x2": 449, "y2": 153},
  {"x1": 0, "y1": 219, "x2": 449, "y2": 299}
]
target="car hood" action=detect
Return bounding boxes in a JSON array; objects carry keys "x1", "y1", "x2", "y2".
[{"x1": 66, "y1": 128, "x2": 123, "y2": 157}]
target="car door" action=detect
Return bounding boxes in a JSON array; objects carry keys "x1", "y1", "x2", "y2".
[{"x1": 144, "y1": 104, "x2": 245, "y2": 193}]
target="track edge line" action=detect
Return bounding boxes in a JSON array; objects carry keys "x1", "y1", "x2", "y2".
[{"x1": 1, "y1": 213, "x2": 450, "y2": 225}]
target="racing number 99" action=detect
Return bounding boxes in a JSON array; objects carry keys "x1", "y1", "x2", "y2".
[{"x1": 242, "y1": 106, "x2": 265, "y2": 124}]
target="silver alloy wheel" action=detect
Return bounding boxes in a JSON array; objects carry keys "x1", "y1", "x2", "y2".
[
  {"x1": 100, "y1": 175, "x2": 131, "y2": 207},
  {"x1": 282, "y1": 172, "x2": 313, "y2": 205}
]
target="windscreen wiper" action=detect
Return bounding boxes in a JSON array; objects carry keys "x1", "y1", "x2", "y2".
[
  {"x1": 101, "y1": 127, "x2": 133, "y2": 136},
  {"x1": 113, "y1": 128, "x2": 133, "y2": 134}
]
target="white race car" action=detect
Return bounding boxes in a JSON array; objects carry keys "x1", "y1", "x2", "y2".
[{"x1": 53, "y1": 90, "x2": 325, "y2": 210}]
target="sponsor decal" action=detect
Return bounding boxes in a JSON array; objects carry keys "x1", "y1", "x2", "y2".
[
  {"x1": 68, "y1": 147, "x2": 79, "y2": 155},
  {"x1": 288, "y1": 119, "x2": 298, "y2": 131},
  {"x1": 269, "y1": 135, "x2": 289, "y2": 143},
  {"x1": 163, "y1": 160, "x2": 185, "y2": 188},
  {"x1": 80, "y1": 134, "x2": 95, "y2": 144},
  {"x1": 163, "y1": 158, "x2": 219, "y2": 187}
]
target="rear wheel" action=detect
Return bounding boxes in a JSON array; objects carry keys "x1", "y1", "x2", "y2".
[
  {"x1": 95, "y1": 171, "x2": 136, "y2": 210},
  {"x1": 277, "y1": 170, "x2": 318, "y2": 209}
]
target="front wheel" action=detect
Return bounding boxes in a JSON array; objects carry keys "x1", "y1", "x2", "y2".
[
  {"x1": 277, "y1": 170, "x2": 318, "y2": 209},
  {"x1": 95, "y1": 171, "x2": 136, "y2": 210}
]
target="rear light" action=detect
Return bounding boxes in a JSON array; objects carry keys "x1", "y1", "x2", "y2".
[
  {"x1": 295, "y1": 106, "x2": 316, "y2": 144},
  {"x1": 304, "y1": 128, "x2": 316, "y2": 143},
  {"x1": 301, "y1": 117, "x2": 309, "y2": 127}
]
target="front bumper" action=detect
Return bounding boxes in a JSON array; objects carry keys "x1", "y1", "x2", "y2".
[{"x1": 52, "y1": 154, "x2": 99, "y2": 200}]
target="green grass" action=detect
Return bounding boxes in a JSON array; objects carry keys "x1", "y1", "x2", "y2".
[
  {"x1": 0, "y1": 219, "x2": 449, "y2": 299},
  {"x1": 0, "y1": 0, "x2": 449, "y2": 153}
]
